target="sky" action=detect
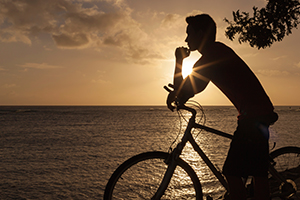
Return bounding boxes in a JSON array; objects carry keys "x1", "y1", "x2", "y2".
[{"x1": 0, "y1": 0, "x2": 300, "y2": 106}]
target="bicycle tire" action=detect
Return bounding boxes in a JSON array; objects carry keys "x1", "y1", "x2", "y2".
[
  {"x1": 269, "y1": 146, "x2": 300, "y2": 199},
  {"x1": 104, "y1": 151, "x2": 203, "y2": 200}
]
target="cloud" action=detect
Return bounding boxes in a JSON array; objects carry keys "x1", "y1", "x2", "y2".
[
  {"x1": 161, "y1": 14, "x2": 181, "y2": 29},
  {"x1": 19, "y1": 62, "x2": 62, "y2": 69},
  {"x1": 256, "y1": 69, "x2": 290, "y2": 76},
  {"x1": 103, "y1": 31, "x2": 132, "y2": 47},
  {"x1": 3, "y1": 83, "x2": 17, "y2": 88},
  {"x1": 296, "y1": 62, "x2": 300, "y2": 68},
  {"x1": 52, "y1": 32, "x2": 89, "y2": 48},
  {"x1": 0, "y1": 0, "x2": 126, "y2": 46},
  {"x1": 125, "y1": 46, "x2": 166, "y2": 64},
  {"x1": 0, "y1": 0, "x2": 166, "y2": 63},
  {"x1": 272, "y1": 55, "x2": 287, "y2": 61},
  {"x1": 186, "y1": 10, "x2": 204, "y2": 17},
  {"x1": 0, "y1": 0, "x2": 59, "y2": 44},
  {"x1": 91, "y1": 79, "x2": 109, "y2": 84},
  {"x1": 43, "y1": 45, "x2": 52, "y2": 51},
  {"x1": 91, "y1": 70, "x2": 110, "y2": 84},
  {"x1": 0, "y1": 0, "x2": 185, "y2": 64}
]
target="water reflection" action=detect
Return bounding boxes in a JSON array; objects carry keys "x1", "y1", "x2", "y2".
[
  {"x1": 165, "y1": 109, "x2": 232, "y2": 199},
  {"x1": 180, "y1": 138, "x2": 228, "y2": 199},
  {"x1": 111, "y1": 154, "x2": 198, "y2": 199}
]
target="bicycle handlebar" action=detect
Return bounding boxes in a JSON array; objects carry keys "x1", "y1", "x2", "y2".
[
  {"x1": 164, "y1": 85, "x2": 197, "y2": 117},
  {"x1": 178, "y1": 104, "x2": 197, "y2": 117},
  {"x1": 163, "y1": 85, "x2": 172, "y2": 93}
]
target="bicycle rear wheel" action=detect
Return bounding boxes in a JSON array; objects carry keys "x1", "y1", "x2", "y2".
[
  {"x1": 104, "y1": 151, "x2": 203, "y2": 200},
  {"x1": 269, "y1": 146, "x2": 300, "y2": 199}
]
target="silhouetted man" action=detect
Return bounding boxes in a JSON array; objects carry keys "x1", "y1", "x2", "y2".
[{"x1": 167, "y1": 14, "x2": 278, "y2": 200}]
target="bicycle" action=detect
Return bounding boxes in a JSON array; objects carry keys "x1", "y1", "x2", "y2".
[{"x1": 104, "y1": 86, "x2": 300, "y2": 200}]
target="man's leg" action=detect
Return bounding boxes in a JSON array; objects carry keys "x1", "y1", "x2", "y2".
[
  {"x1": 254, "y1": 176, "x2": 270, "y2": 200},
  {"x1": 225, "y1": 175, "x2": 247, "y2": 200}
]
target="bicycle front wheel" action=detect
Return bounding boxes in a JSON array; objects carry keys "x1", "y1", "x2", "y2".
[
  {"x1": 104, "y1": 151, "x2": 203, "y2": 200},
  {"x1": 269, "y1": 146, "x2": 300, "y2": 199}
]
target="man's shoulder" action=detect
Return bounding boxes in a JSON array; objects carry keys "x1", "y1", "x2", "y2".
[
  {"x1": 203, "y1": 42, "x2": 235, "y2": 59},
  {"x1": 212, "y1": 41, "x2": 233, "y2": 52},
  {"x1": 199, "y1": 41, "x2": 245, "y2": 69}
]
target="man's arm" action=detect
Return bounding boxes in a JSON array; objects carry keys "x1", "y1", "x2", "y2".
[
  {"x1": 167, "y1": 47, "x2": 210, "y2": 111},
  {"x1": 166, "y1": 47, "x2": 190, "y2": 111},
  {"x1": 167, "y1": 72, "x2": 209, "y2": 111},
  {"x1": 174, "y1": 47, "x2": 209, "y2": 100},
  {"x1": 173, "y1": 47, "x2": 190, "y2": 89}
]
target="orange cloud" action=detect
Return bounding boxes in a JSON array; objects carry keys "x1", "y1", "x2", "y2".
[
  {"x1": 19, "y1": 62, "x2": 62, "y2": 69},
  {"x1": 0, "y1": 0, "x2": 188, "y2": 64}
]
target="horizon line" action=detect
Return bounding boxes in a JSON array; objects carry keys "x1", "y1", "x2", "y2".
[{"x1": 0, "y1": 104, "x2": 299, "y2": 107}]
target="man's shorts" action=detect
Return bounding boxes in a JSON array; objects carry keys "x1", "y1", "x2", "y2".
[{"x1": 222, "y1": 118, "x2": 270, "y2": 178}]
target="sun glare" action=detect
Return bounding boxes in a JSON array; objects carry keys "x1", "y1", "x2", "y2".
[{"x1": 182, "y1": 57, "x2": 196, "y2": 78}]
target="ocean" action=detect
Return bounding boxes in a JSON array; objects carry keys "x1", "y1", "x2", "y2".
[{"x1": 1, "y1": 105, "x2": 300, "y2": 199}]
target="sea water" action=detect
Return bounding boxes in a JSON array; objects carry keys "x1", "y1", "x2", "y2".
[{"x1": 0, "y1": 106, "x2": 299, "y2": 199}]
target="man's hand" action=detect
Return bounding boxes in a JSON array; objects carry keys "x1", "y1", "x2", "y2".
[
  {"x1": 165, "y1": 83, "x2": 194, "y2": 111},
  {"x1": 175, "y1": 47, "x2": 190, "y2": 61},
  {"x1": 166, "y1": 90, "x2": 177, "y2": 112}
]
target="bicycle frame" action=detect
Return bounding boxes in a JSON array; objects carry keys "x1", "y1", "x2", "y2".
[
  {"x1": 193, "y1": 119, "x2": 233, "y2": 191},
  {"x1": 152, "y1": 110, "x2": 232, "y2": 199},
  {"x1": 152, "y1": 105, "x2": 294, "y2": 199}
]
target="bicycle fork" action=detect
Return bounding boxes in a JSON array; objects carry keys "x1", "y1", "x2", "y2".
[
  {"x1": 151, "y1": 152, "x2": 178, "y2": 200},
  {"x1": 151, "y1": 117, "x2": 195, "y2": 199}
]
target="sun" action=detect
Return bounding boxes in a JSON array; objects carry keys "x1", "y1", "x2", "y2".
[{"x1": 182, "y1": 57, "x2": 196, "y2": 78}]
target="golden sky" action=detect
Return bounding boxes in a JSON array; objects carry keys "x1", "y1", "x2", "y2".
[{"x1": 0, "y1": 0, "x2": 300, "y2": 105}]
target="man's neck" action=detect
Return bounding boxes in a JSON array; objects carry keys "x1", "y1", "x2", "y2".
[{"x1": 197, "y1": 41, "x2": 215, "y2": 55}]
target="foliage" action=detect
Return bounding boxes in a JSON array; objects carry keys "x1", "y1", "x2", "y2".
[{"x1": 224, "y1": 0, "x2": 300, "y2": 49}]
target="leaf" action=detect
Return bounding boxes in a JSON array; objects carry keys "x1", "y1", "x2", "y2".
[{"x1": 224, "y1": 0, "x2": 300, "y2": 49}]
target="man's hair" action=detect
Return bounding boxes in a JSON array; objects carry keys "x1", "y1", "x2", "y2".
[{"x1": 186, "y1": 14, "x2": 216, "y2": 42}]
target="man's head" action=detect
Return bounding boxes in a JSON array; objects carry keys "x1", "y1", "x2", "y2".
[{"x1": 185, "y1": 14, "x2": 216, "y2": 51}]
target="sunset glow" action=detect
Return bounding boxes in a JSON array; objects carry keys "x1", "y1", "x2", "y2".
[
  {"x1": 0, "y1": 0, "x2": 300, "y2": 105},
  {"x1": 182, "y1": 59, "x2": 194, "y2": 78}
]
